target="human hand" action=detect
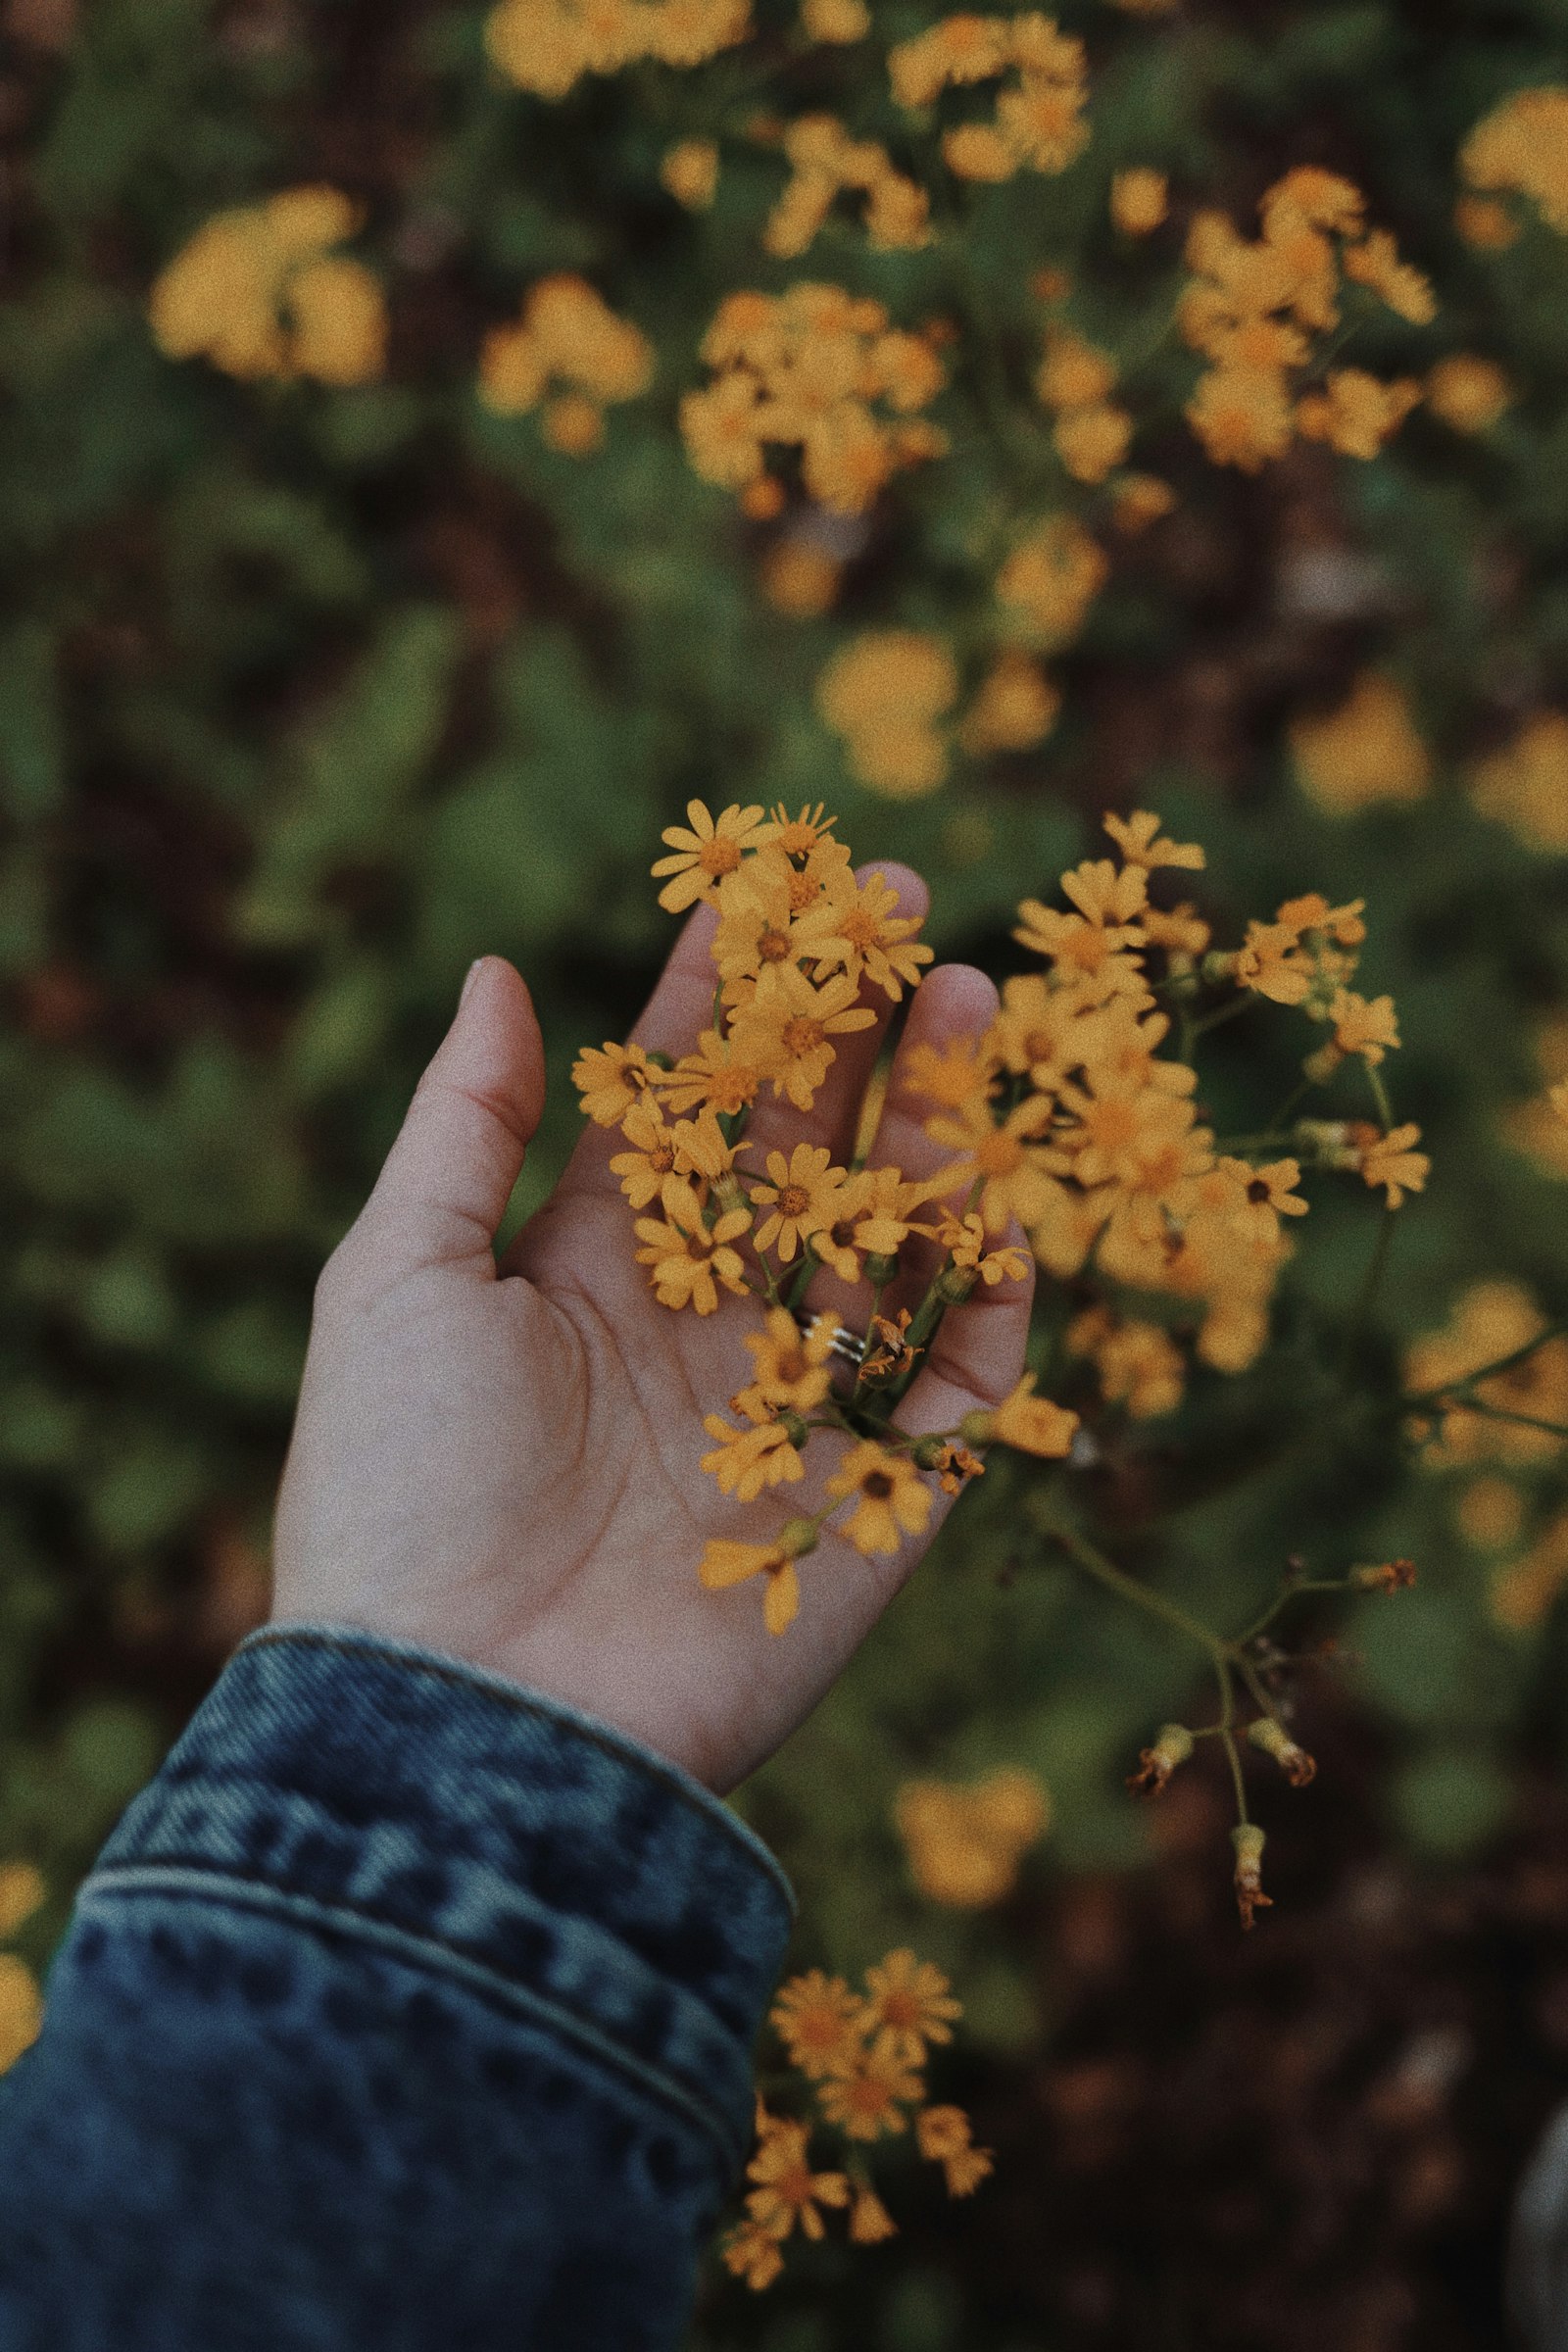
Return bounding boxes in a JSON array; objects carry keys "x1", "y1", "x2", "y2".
[{"x1": 270, "y1": 865, "x2": 1033, "y2": 1793}]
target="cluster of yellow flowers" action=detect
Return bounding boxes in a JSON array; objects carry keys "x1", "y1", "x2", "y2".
[
  {"x1": 1033, "y1": 325, "x2": 1133, "y2": 483},
  {"x1": 814, "y1": 631, "x2": 1063, "y2": 797},
  {"x1": 484, "y1": 0, "x2": 747, "y2": 101},
  {"x1": 148, "y1": 187, "x2": 385, "y2": 386},
  {"x1": 1180, "y1": 169, "x2": 1432, "y2": 472},
  {"x1": 923, "y1": 812, "x2": 1426, "y2": 1389},
  {"x1": 574, "y1": 800, "x2": 1084, "y2": 1634},
  {"x1": 0, "y1": 1864, "x2": 45, "y2": 2076},
  {"x1": 681, "y1": 285, "x2": 949, "y2": 516},
  {"x1": 1461, "y1": 86, "x2": 1568, "y2": 237},
  {"x1": 1471, "y1": 713, "x2": 1568, "y2": 853},
  {"x1": 1407, "y1": 1282, "x2": 1568, "y2": 1631},
  {"x1": 477, "y1": 274, "x2": 654, "y2": 455},
  {"x1": 722, "y1": 1950, "x2": 988, "y2": 2287},
  {"x1": 888, "y1": 12, "x2": 1089, "y2": 184},
  {"x1": 574, "y1": 803, "x2": 1430, "y2": 1632},
  {"x1": 895, "y1": 1766, "x2": 1051, "y2": 1905},
  {"x1": 763, "y1": 116, "x2": 931, "y2": 259},
  {"x1": 1290, "y1": 673, "x2": 1432, "y2": 817}
]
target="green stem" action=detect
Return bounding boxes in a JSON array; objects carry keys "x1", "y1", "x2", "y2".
[
  {"x1": 1337, "y1": 1204, "x2": 1397, "y2": 1382},
  {"x1": 1447, "y1": 1398, "x2": 1568, "y2": 1443},
  {"x1": 1402, "y1": 1322, "x2": 1568, "y2": 1410},
  {"x1": 1046, "y1": 1524, "x2": 1224, "y2": 1659}
]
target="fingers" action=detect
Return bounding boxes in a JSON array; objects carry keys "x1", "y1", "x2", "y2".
[
  {"x1": 895, "y1": 1256, "x2": 1034, "y2": 1439},
  {"x1": 741, "y1": 862, "x2": 929, "y2": 1173},
  {"x1": 351, "y1": 957, "x2": 546, "y2": 1277},
  {"x1": 628, "y1": 901, "x2": 722, "y2": 1057}
]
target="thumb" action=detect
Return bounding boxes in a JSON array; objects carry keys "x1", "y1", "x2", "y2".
[{"x1": 361, "y1": 957, "x2": 546, "y2": 1274}]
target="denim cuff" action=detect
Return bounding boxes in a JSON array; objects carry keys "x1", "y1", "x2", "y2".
[{"x1": 84, "y1": 1625, "x2": 794, "y2": 2171}]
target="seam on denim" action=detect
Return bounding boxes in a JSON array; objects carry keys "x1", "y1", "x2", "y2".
[
  {"x1": 235, "y1": 1623, "x2": 796, "y2": 1915},
  {"x1": 79, "y1": 1864, "x2": 747, "y2": 2170}
]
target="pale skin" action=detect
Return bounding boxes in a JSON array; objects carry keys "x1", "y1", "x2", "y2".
[{"x1": 271, "y1": 862, "x2": 1033, "y2": 1794}]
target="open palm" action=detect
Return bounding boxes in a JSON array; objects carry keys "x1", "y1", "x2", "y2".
[{"x1": 271, "y1": 865, "x2": 1032, "y2": 1792}]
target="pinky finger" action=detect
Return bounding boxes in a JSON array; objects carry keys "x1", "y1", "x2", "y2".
[{"x1": 894, "y1": 1246, "x2": 1035, "y2": 1442}]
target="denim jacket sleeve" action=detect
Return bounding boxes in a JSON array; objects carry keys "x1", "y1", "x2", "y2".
[{"x1": 0, "y1": 1625, "x2": 794, "y2": 2352}]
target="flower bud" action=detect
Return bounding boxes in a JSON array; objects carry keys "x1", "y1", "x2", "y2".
[
  {"x1": 779, "y1": 1411, "x2": 809, "y2": 1450},
  {"x1": 1126, "y1": 1722, "x2": 1194, "y2": 1796},
  {"x1": 777, "y1": 1517, "x2": 820, "y2": 1558},
  {"x1": 1247, "y1": 1716, "x2": 1316, "y2": 1787},
  {"x1": 910, "y1": 1435, "x2": 950, "y2": 1471},
  {"x1": 1200, "y1": 950, "x2": 1239, "y2": 986},
  {"x1": 957, "y1": 1406, "x2": 994, "y2": 1446},
  {"x1": 863, "y1": 1251, "x2": 900, "y2": 1289},
  {"x1": 1351, "y1": 1556, "x2": 1416, "y2": 1592},
  {"x1": 936, "y1": 1264, "x2": 978, "y2": 1305},
  {"x1": 1231, "y1": 1823, "x2": 1271, "y2": 1930},
  {"x1": 645, "y1": 1050, "x2": 675, "y2": 1071},
  {"x1": 1301, "y1": 1042, "x2": 1344, "y2": 1087}
]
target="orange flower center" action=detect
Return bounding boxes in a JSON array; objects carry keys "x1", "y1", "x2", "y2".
[
  {"x1": 650, "y1": 1143, "x2": 675, "y2": 1173},
  {"x1": 706, "y1": 1068, "x2": 757, "y2": 1113},
  {"x1": 777, "y1": 1184, "x2": 811, "y2": 1218},
  {"x1": 700, "y1": 837, "x2": 744, "y2": 879},
  {"x1": 783, "y1": 1014, "x2": 826, "y2": 1055},
  {"x1": 775, "y1": 2163, "x2": 817, "y2": 2209},
  {"x1": 877, "y1": 1989, "x2": 920, "y2": 2029},
  {"x1": 975, "y1": 1128, "x2": 1024, "y2": 1177},
  {"x1": 861, "y1": 1469, "x2": 895, "y2": 1500},
  {"x1": 841, "y1": 907, "x2": 880, "y2": 951},
  {"x1": 759, "y1": 928, "x2": 793, "y2": 962},
  {"x1": 846, "y1": 2073, "x2": 894, "y2": 2120}
]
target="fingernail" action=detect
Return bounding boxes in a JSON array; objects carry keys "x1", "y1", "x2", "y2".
[{"x1": 460, "y1": 957, "x2": 484, "y2": 1008}]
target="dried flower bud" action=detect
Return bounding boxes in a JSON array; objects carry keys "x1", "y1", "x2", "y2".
[
  {"x1": 1302, "y1": 1041, "x2": 1344, "y2": 1086},
  {"x1": 936, "y1": 1263, "x2": 978, "y2": 1305},
  {"x1": 1232, "y1": 1823, "x2": 1271, "y2": 1931},
  {"x1": 1247, "y1": 1715, "x2": 1317, "y2": 1787},
  {"x1": 1127, "y1": 1722, "x2": 1194, "y2": 1796},
  {"x1": 1351, "y1": 1556, "x2": 1417, "y2": 1592}
]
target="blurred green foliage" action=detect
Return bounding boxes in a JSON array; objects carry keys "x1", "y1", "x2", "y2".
[{"x1": 7, "y1": 0, "x2": 1568, "y2": 2337}]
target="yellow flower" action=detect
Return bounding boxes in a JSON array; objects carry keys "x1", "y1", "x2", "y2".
[
  {"x1": 0, "y1": 1865, "x2": 44, "y2": 1940},
  {"x1": 771, "y1": 1969, "x2": 867, "y2": 2075},
  {"x1": 700, "y1": 1533, "x2": 811, "y2": 1633},
  {"x1": 661, "y1": 137, "x2": 719, "y2": 210},
  {"x1": 749, "y1": 1146, "x2": 850, "y2": 1262},
  {"x1": 721, "y1": 2219, "x2": 785, "y2": 2290},
  {"x1": 1291, "y1": 673, "x2": 1430, "y2": 814},
  {"x1": 1427, "y1": 355, "x2": 1513, "y2": 434},
  {"x1": 1102, "y1": 809, "x2": 1205, "y2": 871},
  {"x1": 959, "y1": 654, "x2": 1060, "y2": 755},
  {"x1": 1462, "y1": 86, "x2": 1568, "y2": 235},
  {"x1": 1110, "y1": 473, "x2": 1178, "y2": 534},
  {"x1": 1054, "y1": 403, "x2": 1135, "y2": 482},
  {"x1": 1067, "y1": 1305, "x2": 1185, "y2": 1419},
  {"x1": 0, "y1": 1954, "x2": 41, "y2": 2074},
  {"x1": 573, "y1": 1039, "x2": 658, "y2": 1125},
  {"x1": 729, "y1": 963, "x2": 877, "y2": 1111},
  {"x1": 760, "y1": 538, "x2": 842, "y2": 617},
  {"x1": 1329, "y1": 989, "x2": 1400, "y2": 1064},
  {"x1": 634, "y1": 1180, "x2": 752, "y2": 1311},
  {"x1": 1296, "y1": 368, "x2": 1422, "y2": 460},
  {"x1": 700, "y1": 1409, "x2": 807, "y2": 1500},
  {"x1": 824, "y1": 1442, "x2": 934, "y2": 1555},
  {"x1": 1356, "y1": 1121, "x2": 1430, "y2": 1207},
  {"x1": 861, "y1": 1949, "x2": 961, "y2": 2067},
  {"x1": 651, "y1": 799, "x2": 771, "y2": 913},
  {"x1": 815, "y1": 2042, "x2": 924, "y2": 2139},
  {"x1": 148, "y1": 187, "x2": 385, "y2": 386},
  {"x1": 1344, "y1": 228, "x2": 1436, "y2": 322},
  {"x1": 924, "y1": 1096, "x2": 1058, "y2": 1232},
  {"x1": 485, "y1": 0, "x2": 750, "y2": 101},
  {"x1": 984, "y1": 1373, "x2": 1080, "y2": 1457},
  {"x1": 1111, "y1": 168, "x2": 1169, "y2": 235},
  {"x1": 906, "y1": 1034, "x2": 999, "y2": 1110},
  {"x1": 996, "y1": 516, "x2": 1107, "y2": 649},
  {"x1": 1035, "y1": 328, "x2": 1117, "y2": 411},
  {"x1": 745, "y1": 2126, "x2": 850, "y2": 2242},
  {"x1": 1186, "y1": 365, "x2": 1296, "y2": 470},
  {"x1": 802, "y1": 0, "x2": 869, "y2": 36},
  {"x1": 608, "y1": 1098, "x2": 680, "y2": 1207},
  {"x1": 1455, "y1": 194, "x2": 1519, "y2": 250},
  {"x1": 894, "y1": 1768, "x2": 1051, "y2": 1906},
  {"x1": 735, "y1": 1305, "x2": 836, "y2": 1414},
  {"x1": 936, "y1": 1210, "x2": 1031, "y2": 1287},
  {"x1": 657, "y1": 1028, "x2": 763, "y2": 1116},
  {"x1": 1234, "y1": 918, "x2": 1314, "y2": 1005},
  {"x1": 915, "y1": 2102, "x2": 995, "y2": 2196},
  {"x1": 1471, "y1": 714, "x2": 1568, "y2": 852},
  {"x1": 767, "y1": 801, "x2": 840, "y2": 859},
  {"x1": 478, "y1": 275, "x2": 654, "y2": 434},
  {"x1": 794, "y1": 866, "x2": 934, "y2": 999},
  {"x1": 849, "y1": 2185, "x2": 898, "y2": 2242},
  {"x1": 816, "y1": 630, "x2": 958, "y2": 799}
]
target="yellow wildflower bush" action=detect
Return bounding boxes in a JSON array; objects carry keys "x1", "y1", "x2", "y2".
[
  {"x1": 895, "y1": 1767, "x2": 1052, "y2": 1906},
  {"x1": 1290, "y1": 674, "x2": 1432, "y2": 816},
  {"x1": 1461, "y1": 86, "x2": 1568, "y2": 236},
  {"x1": 478, "y1": 275, "x2": 655, "y2": 453},
  {"x1": 485, "y1": 0, "x2": 749, "y2": 100},
  {"x1": 1470, "y1": 714, "x2": 1568, "y2": 853}
]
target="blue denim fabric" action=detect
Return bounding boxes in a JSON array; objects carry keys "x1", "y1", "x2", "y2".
[{"x1": 0, "y1": 1626, "x2": 794, "y2": 2351}]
